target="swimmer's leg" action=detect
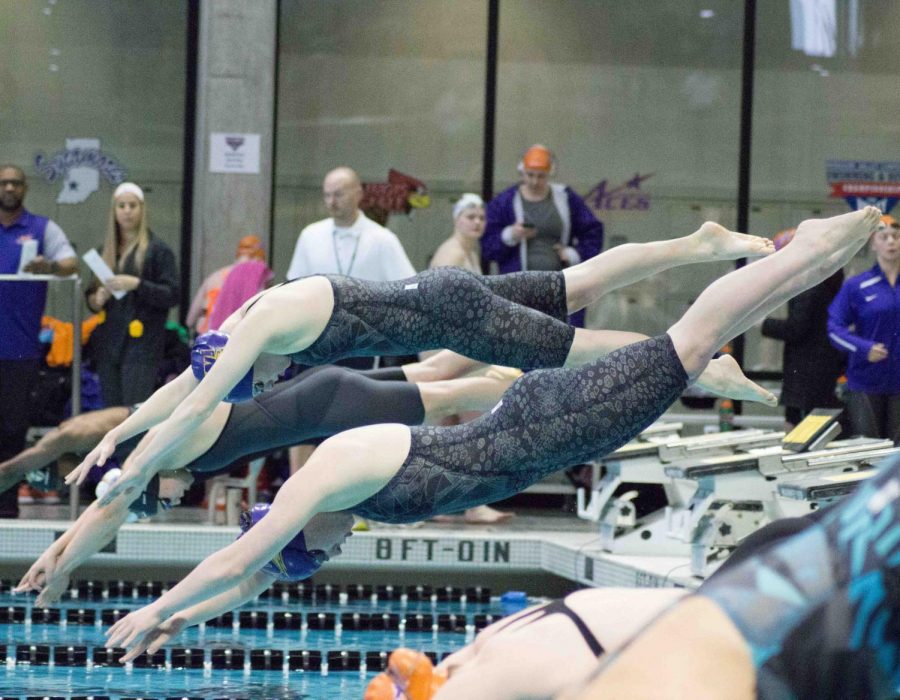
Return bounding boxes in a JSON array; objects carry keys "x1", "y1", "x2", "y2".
[
  {"x1": 667, "y1": 207, "x2": 881, "y2": 379},
  {"x1": 435, "y1": 643, "x2": 578, "y2": 700},
  {"x1": 563, "y1": 222, "x2": 775, "y2": 313},
  {"x1": 419, "y1": 373, "x2": 518, "y2": 424},
  {"x1": 402, "y1": 350, "x2": 490, "y2": 383}
]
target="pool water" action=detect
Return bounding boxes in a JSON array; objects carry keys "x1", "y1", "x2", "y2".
[{"x1": 0, "y1": 580, "x2": 522, "y2": 699}]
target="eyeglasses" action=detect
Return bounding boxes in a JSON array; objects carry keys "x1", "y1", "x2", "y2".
[
  {"x1": 0, "y1": 179, "x2": 25, "y2": 188},
  {"x1": 875, "y1": 230, "x2": 900, "y2": 242}
]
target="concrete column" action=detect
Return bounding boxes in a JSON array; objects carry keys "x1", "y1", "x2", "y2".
[{"x1": 191, "y1": 0, "x2": 276, "y2": 292}]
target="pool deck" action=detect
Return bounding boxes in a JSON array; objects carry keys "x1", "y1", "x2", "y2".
[{"x1": 0, "y1": 505, "x2": 699, "y2": 591}]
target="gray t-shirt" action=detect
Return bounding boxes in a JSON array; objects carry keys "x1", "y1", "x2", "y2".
[{"x1": 522, "y1": 195, "x2": 564, "y2": 271}]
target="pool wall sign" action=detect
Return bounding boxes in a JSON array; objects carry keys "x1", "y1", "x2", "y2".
[{"x1": 827, "y1": 160, "x2": 900, "y2": 214}]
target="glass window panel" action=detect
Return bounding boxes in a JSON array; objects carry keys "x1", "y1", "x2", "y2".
[
  {"x1": 0, "y1": 0, "x2": 187, "y2": 317},
  {"x1": 746, "y1": 0, "x2": 900, "y2": 372},
  {"x1": 273, "y1": 0, "x2": 487, "y2": 277},
  {"x1": 495, "y1": 0, "x2": 745, "y2": 331}
]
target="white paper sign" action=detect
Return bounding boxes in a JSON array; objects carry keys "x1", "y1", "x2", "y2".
[
  {"x1": 17, "y1": 239, "x2": 38, "y2": 273},
  {"x1": 82, "y1": 248, "x2": 126, "y2": 299},
  {"x1": 209, "y1": 133, "x2": 260, "y2": 174}
]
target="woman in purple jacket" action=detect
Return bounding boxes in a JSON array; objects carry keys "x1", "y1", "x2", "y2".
[
  {"x1": 481, "y1": 145, "x2": 604, "y2": 326},
  {"x1": 828, "y1": 214, "x2": 900, "y2": 442}
]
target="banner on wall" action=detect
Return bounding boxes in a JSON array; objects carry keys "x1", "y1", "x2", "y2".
[
  {"x1": 583, "y1": 173, "x2": 653, "y2": 216},
  {"x1": 33, "y1": 139, "x2": 126, "y2": 204},
  {"x1": 826, "y1": 160, "x2": 900, "y2": 213},
  {"x1": 209, "y1": 133, "x2": 260, "y2": 174}
]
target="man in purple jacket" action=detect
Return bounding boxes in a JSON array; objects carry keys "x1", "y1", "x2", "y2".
[{"x1": 481, "y1": 145, "x2": 604, "y2": 326}]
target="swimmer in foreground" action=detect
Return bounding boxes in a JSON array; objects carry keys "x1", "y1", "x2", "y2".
[
  {"x1": 365, "y1": 587, "x2": 687, "y2": 700},
  {"x1": 16, "y1": 359, "x2": 520, "y2": 606},
  {"x1": 102, "y1": 208, "x2": 881, "y2": 661},
  {"x1": 558, "y1": 447, "x2": 900, "y2": 700},
  {"x1": 67, "y1": 224, "x2": 776, "y2": 505}
]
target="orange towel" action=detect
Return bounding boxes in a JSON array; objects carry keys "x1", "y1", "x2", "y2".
[{"x1": 41, "y1": 314, "x2": 103, "y2": 367}]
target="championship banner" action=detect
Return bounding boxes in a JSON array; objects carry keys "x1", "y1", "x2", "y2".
[{"x1": 826, "y1": 160, "x2": 900, "y2": 213}]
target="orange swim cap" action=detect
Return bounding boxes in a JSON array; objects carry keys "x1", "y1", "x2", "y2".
[
  {"x1": 522, "y1": 145, "x2": 553, "y2": 172},
  {"x1": 236, "y1": 234, "x2": 265, "y2": 260},
  {"x1": 878, "y1": 214, "x2": 899, "y2": 231}
]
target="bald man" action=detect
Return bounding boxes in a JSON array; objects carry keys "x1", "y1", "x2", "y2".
[{"x1": 286, "y1": 166, "x2": 415, "y2": 282}]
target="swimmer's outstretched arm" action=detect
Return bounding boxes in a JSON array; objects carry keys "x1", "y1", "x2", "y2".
[
  {"x1": 93, "y1": 321, "x2": 279, "y2": 504},
  {"x1": 67, "y1": 369, "x2": 199, "y2": 486},
  {"x1": 16, "y1": 496, "x2": 131, "y2": 606},
  {"x1": 118, "y1": 570, "x2": 275, "y2": 663},
  {"x1": 106, "y1": 424, "x2": 411, "y2": 653}
]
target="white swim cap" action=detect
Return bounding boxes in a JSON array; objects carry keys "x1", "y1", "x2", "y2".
[{"x1": 453, "y1": 193, "x2": 483, "y2": 220}]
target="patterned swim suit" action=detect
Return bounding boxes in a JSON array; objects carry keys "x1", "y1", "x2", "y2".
[
  {"x1": 354, "y1": 334, "x2": 688, "y2": 522},
  {"x1": 288, "y1": 268, "x2": 574, "y2": 370}
]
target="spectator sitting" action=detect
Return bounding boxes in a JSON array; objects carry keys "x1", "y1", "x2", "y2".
[
  {"x1": 185, "y1": 234, "x2": 265, "y2": 334},
  {"x1": 207, "y1": 259, "x2": 274, "y2": 331}
]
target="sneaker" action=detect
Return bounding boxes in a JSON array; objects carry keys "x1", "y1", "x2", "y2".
[
  {"x1": 35, "y1": 490, "x2": 61, "y2": 505},
  {"x1": 17, "y1": 484, "x2": 35, "y2": 505}
]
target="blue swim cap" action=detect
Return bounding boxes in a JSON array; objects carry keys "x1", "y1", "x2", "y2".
[
  {"x1": 237, "y1": 503, "x2": 326, "y2": 581},
  {"x1": 190, "y1": 330, "x2": 255, "y2": 403}
]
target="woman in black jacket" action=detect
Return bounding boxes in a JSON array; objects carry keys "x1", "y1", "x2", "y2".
[
  {"x1": 87, "y1": 182, "x2": 179, "y2": 406},
  {"x1": 761, "y1": 228, "x2": 845, "y2": 428}
]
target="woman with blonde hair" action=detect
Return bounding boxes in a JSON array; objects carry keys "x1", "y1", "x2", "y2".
[{"x1": 86, "y1": 182, "x2": 179, "y2": 405}]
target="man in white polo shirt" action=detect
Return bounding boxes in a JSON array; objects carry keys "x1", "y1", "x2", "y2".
[
  {"x1": 285, "y1": 167, "x2": 417, "y2": 475},
  {"x1": 286, "y1": 166, "x2": 415, "y2": 282}
]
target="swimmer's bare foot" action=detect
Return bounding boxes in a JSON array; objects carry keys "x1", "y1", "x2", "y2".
[
  {"x1": 794, "y1": 206, "x2": 882, "y2": 253},
  {"x1": 690, "y1": 222, "x2": 775, "y2": 261},
  {"x1": 465, "y1": 505, "x2": 514, "y2": 524},
  {"x1": 432, "y1": 506, "x2": 514, "y2": 525},
  {"x1": 694, "y1": 355, "x2": 777, "y2": 406}
]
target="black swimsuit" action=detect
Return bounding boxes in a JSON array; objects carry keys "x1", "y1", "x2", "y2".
[
  {"x1": 493, "y1": 597, "x2": 604, "y2": 657},
  {"x1": 183, "y1": 365, "x2": 425, "y2": 477}
]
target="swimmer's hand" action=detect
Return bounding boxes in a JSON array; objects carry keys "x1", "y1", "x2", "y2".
[
  {"x1": 15, "y1": 547, "x2": 61, "y2": 595},
  {"x1": 66, "y1": 432, "x2": 118, "y2": 486},
  {"x1": 694, "y1": 355, "x2": 777, "y2": 406},
  {"x1": 118, "y1": 614, "x2": 188, "y2": 663},
  {"x1": 35, "y1": 569, "x2": 70, "y2": 608},
  {"x1": 95, "y1": 467, "x2": 148, "y2": 507},
  {"x1": 106, "y1": 603, "x2": 165, "y2": 658}
]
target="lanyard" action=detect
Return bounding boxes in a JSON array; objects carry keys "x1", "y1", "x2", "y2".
[{"x1": 332, "y1": 230, "x2": 361, "y2": 276}]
